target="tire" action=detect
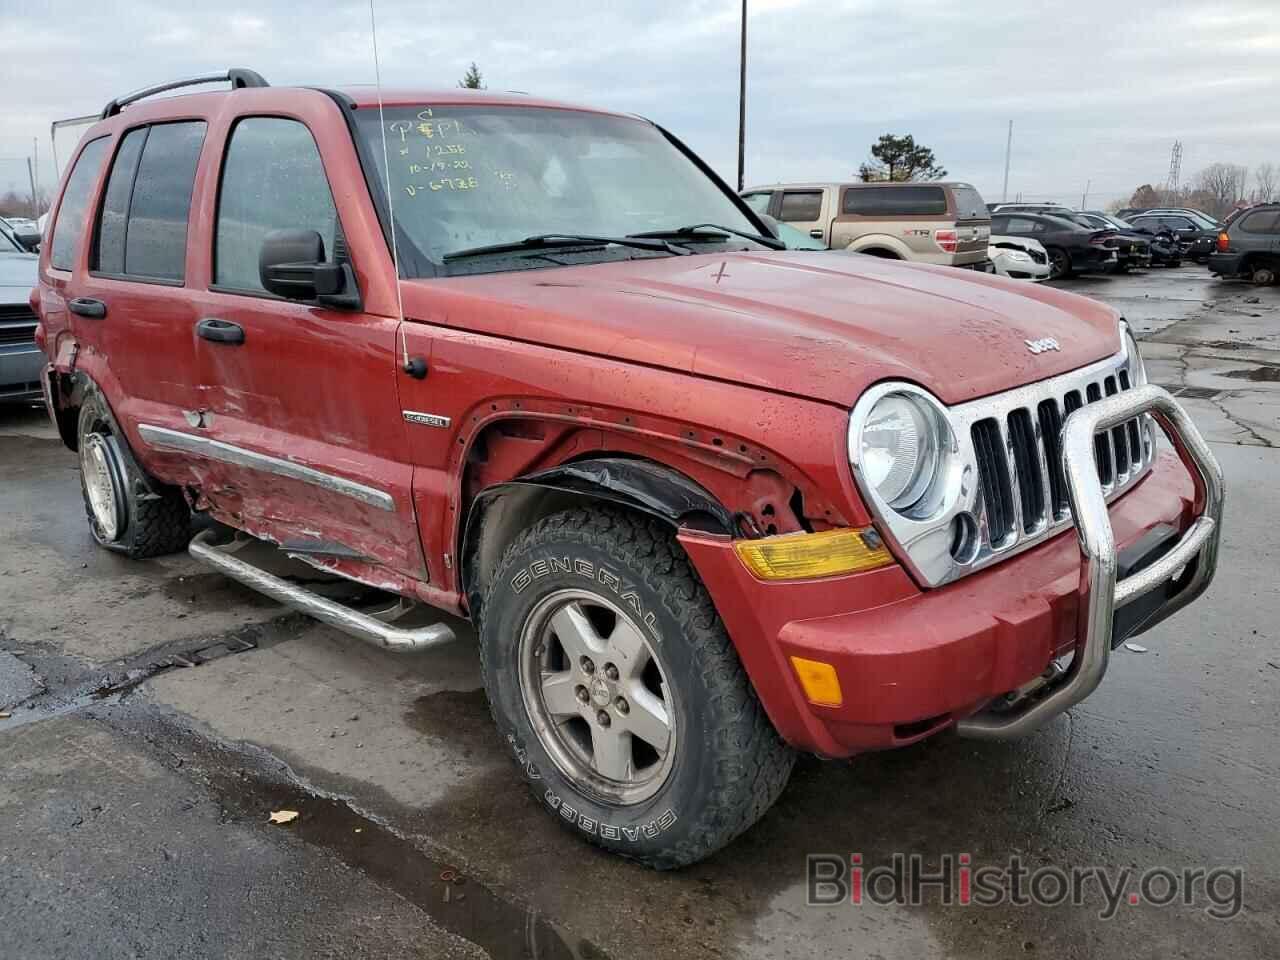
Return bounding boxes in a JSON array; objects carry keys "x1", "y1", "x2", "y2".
[
  {"x1": 1046, "y1": 247, "x2": 1072, "y2": 280},
  {"x1": 1250, "y1": 261, "x2": 1277, "y2": 285},
  {"x1": 478, "y1": 506, "x2": 794, "y2": 869},
  {"x1": 77, "y1": 393, "x2": 192, "y2": 559}
]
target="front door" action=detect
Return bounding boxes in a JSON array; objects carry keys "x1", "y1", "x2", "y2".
[{"x1": 188, "y1": 114, "x2": 424, "y2": 577}]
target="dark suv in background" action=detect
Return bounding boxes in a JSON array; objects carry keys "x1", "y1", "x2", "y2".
[{"x1": 1209, "y1": 204, "x2": 1280, "y2": 284}]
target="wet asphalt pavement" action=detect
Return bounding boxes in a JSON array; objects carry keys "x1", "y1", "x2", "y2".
[{"x1": 1, "y1": 264, "x2": 1278, "y2": 959}]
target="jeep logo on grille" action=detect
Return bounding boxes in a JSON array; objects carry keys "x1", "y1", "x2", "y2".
[{"x1": 1025, "y1": 337, "x2": 1061, "y2": 355}]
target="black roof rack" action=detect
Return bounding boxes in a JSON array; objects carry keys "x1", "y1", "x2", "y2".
[{"x1": 101, "y1": 68, "x2": 268, "y2": 119}]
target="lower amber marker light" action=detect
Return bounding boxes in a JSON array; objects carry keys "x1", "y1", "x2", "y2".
[
  {"x1": 790, "y1": 656, "x2": 843, "y2": 707},
  {"x1": 733, "y1": 527, "x2": 893, "y2": 581}
]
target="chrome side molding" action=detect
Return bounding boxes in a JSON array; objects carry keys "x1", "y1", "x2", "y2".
[
  {"x1": 956, "y1": 384, "x2": 1224, "y2": 740},
  {"x1": 138, "y1": 424, "x2": 395, "y2": 512},
  {"x1": 188, "y1": 529, "x2": 455, "y2": 653}
]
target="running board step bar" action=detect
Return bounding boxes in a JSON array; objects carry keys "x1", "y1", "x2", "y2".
[{"x1": 189, "y1": 529, "x2": 455, "y2": 653}]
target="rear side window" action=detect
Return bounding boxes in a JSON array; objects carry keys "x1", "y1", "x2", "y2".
[
  {"x1": 50, "y1": 137, "x2": 108, "y2": 271},
  {"x1": 124, "y1": 122, "x2": 206, "y2": 281},
  {"x1": 1239, "y1": 210, "x2": 1280, "y2": 234},
  {"x1": 215, "y1": 117, "x2": 339, "y2": 293},
  {"x1": 842, "y1": 185, "x2": 946, "y2": 217},
  {"x1": 778, "y1": 190, "x2": 822, "y2": 222}
]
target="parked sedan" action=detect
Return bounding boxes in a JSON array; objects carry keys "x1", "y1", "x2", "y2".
[
  {"x1": 1128, "y1": 213, "x2": 1216, "y2": 262},
  {"x1": 988, "y1": 235, "x2": 1050, "y2": 280},
  {"x1": 989, "y1": 213, "x2": 1118, "y2": 279},
  {"x1": 0, "y1": 226, "x2": 41, "y2": 402},
  {"x1": 1076, "y1": 214, "x2": 1152, "y2": 270}
]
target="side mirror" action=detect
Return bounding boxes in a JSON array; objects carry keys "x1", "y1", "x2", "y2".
[{"x1": 259, "y1": 229, "x2": 359, "y2": 308}]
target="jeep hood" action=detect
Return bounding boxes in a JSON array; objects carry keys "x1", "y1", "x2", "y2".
[{"x1": 402, "y1": 251, "x2": 1121, "y2": 407}]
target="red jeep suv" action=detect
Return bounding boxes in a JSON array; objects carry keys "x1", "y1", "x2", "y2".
[{"x1": 34, "y1": 70, "x2": 1223, "y2": 868}]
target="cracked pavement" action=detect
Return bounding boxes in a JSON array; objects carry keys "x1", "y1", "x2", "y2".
[{"x1": 1, "y1": 265, "x2": 1277, "y2": 959}]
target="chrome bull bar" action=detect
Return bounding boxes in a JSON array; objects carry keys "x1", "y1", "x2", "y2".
[{"x1": 956, "y1": 384, "x2": 1224, "y2": 740}]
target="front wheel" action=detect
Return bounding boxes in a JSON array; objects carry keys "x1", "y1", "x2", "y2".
[
  {"x1": 478, "y1": 506, "x2": 794, "y2": 869},
  {"x1": 1046, "y1": 246, "x2": 1072, "y2": 280}
]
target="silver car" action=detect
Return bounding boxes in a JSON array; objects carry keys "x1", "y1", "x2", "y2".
[{"x1": 0, "y1": 223, "x2": 40, "y2": 403}]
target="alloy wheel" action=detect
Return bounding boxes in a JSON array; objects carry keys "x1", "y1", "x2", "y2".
[{"x1": 518, "y1": 589, "x2": 678, "y2": 805}]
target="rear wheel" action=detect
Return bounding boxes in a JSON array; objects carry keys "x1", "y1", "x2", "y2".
[
  {"x1": 1249, "y1": 260, "x2": 1277, "y2": 285},
  {"x1": 1046, "y1": 246, "x2": 1072, "y2": 280},
  {"x1": 478, "y1": 506, "x2": 794, "y2": 869},
  {"x1": 77, "y1": 394, "x2": 192, "y2": 558}
]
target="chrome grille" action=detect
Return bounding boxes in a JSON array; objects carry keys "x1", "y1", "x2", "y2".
[
  {"x1": 0, "y1": 304, "x2": 37, "y2": 346},
  {"x1": 961, "y1": 357, "x2": 1151, "y2": 557}
]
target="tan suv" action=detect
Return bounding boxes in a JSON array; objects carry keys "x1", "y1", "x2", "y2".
[{"x1": 742, "y1": 181, "x2": 991, "y2": 269}]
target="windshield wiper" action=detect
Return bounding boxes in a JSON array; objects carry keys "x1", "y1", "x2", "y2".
[
  {"x1": 443, "y1": 233, "x2": 691, "y2": 261},
  {"x1": 629, "y1": 223, "x2": 786, "y2": 250}
]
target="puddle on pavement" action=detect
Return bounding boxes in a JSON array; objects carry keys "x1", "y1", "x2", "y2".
[
  {"x1": 405, "y1": 688, "x2": 500, "y2": 759},
  {"x1": 158, "y1": 717, "x2": 606, "y2": 960},
  {"x1": 1222, "y1": 366, "x2": 1280, "y2": 382}
]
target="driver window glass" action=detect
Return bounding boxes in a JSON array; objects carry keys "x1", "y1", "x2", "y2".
[{"x1": 215, "y1": 117, "x2": 339, "y2": 292}]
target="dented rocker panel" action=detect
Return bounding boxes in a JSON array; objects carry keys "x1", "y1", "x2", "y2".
[{"x1": 137, "y1": 424, "x2": 396, "y2": 511}]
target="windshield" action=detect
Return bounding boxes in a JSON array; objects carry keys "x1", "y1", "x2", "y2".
[{"x1": 354, "y1": 105, "x2": 761, "y2": 276}]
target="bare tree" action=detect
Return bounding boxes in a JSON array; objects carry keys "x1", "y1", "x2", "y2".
[
  {"x1": 1192, "y1": 163, "x2": 1249, "y2": 219},
  {"x1": 1254, "y1": 163, "x2": 1278, "y2": 203}
]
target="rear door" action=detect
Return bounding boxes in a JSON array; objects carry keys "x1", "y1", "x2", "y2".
[
  {"x1": 75, "y1": 121, "x2": 207, "y2": 445},
  {"x1": 188, "y1": 110, "x2": 424, "y2": 577},
  {"x1": 776, "y1": 188, "x2": 826, "y2": 245}
]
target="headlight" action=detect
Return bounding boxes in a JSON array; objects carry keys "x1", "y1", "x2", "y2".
[
  {"x1": 850, "y1": 388, "x2": 954, "y2": 515},
  {"x1": 1121, "y1": 322, "x2": 1147, "y2": 385}
]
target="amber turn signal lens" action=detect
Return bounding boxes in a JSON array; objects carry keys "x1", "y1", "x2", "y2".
[
  {"x1": 733, "y1": 528, "x2": 893, "y2": 581},
  {"x1": 790, "y1": 656, "x2": 843, "y2": 707}
]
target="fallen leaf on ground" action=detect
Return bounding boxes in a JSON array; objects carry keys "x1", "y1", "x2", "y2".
[
  {"x1": 1124, "y1": 642, "x2": 1148, "y2": 653},
  {"x1": 268, "y1": 810, "x2": 300, "y2": 825}
]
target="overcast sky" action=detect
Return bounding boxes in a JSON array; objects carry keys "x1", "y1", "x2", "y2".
[{"x1": 2, "y1": 0, "x2": 1278, "y2": 208}]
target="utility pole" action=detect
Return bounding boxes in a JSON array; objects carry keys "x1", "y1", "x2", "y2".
[
  {"x1": 27, "y1": 157, "x2": 38, "y2": 218},
  {"x1": 736, "y1": 0, "x2": 747, "y2": 192},
  {"x1": 1001, "y1": 120, "x2": 1013, "y2": 202},
  {"x1": 1081, "y1": 179, "x2": 1091, "y2": 210}
]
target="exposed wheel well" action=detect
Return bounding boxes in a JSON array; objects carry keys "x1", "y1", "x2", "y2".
[
  {"x1": 461, "y1": 456, "x2": 735, "y2": 621},
  {"x1": 859, "y1": 247, "x2": 901, "y2": 259}
]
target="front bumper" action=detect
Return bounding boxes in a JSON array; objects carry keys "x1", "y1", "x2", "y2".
[
  {"x1": 680, "y1": 386, "x2": 1222, "y2": 755},
  {"x1": 0, "y1": 345, "x2": 45, "y2": 402}
]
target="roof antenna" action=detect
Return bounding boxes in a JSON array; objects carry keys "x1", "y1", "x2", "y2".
[{"x1": 368, "y1": 0, "x2": 425, "y2": 378}]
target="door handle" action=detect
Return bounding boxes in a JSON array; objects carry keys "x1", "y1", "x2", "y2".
[
  {"x1": 69, "y1": 297, "x2": 107, "y2": 319},
  {"x1": 809, "y1": 229, "x2": 824, "y2": 239},
  {"x1": 196, "y1": 317, "x2": 245, "y2": 345}
]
